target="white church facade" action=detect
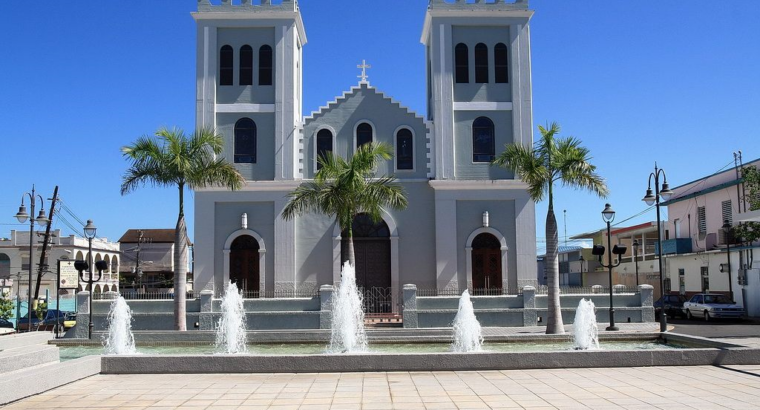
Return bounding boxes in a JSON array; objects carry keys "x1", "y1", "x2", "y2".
[{"x1": 192, "y1": 0, "x2": 537, "y2": 313}]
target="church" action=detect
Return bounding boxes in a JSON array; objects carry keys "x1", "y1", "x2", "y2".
[{"x1": 192, "y1": 0, "x2": 537, "y2": 314}]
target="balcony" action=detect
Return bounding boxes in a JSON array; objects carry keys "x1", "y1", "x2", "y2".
[{"x1": 656, "y1": 238, "x2": 692, "y2": 255}]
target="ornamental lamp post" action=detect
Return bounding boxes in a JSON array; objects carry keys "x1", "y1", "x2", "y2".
[
  {"x1": 722, "y1": 220, "x2": 734, "y2": 303},
  {"x1": 14, "y1": 186, "x2": 49, "y2": 332},
  {"x1": 643, "y1": 163, "x2": 674, "y2": 332},
  {"x1": 78, "y1": 219, "x2": 103, "y2": 339},
  {"x1": 632, "y1": 239, "x2": 640, "y2": 288},
  {"x1": 592, "y1": 203, "x2": 627, "y2": 331}
]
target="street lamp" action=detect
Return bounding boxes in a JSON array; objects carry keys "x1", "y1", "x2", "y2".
[
  {"x1": 632, "y1": 239, "x2": 640, "y2": 288},
  {"x1": 643, "y1": 163, "x2": 674, "y2": 332},
  {"x1": 78, "y1": 219, "x2": 102, "y2": 339},
  {"x1": 722, "y1": 220, "x2": 734, "y2": 302},
  {"x1": 14, "y1": 186, "x2": 49, "y2": 332},
  {"x1": 592, "y1": 203, "x2": 628, "y2": 331}
]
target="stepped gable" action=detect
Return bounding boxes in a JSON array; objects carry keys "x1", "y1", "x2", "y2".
[
  {"x1": 300, "y1": 82, "x2": 432, "y2": 178},
  {"x1": 304, "y1": 82, "x2": 427, "y2": 125}
]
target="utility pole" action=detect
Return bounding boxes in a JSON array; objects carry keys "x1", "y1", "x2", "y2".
[
  {"x1": 131, "y1": 230, "x2": 151, "y2": 291},
  {"x1": 33, "y1": 186, "x2": 58, "y2": 301}
]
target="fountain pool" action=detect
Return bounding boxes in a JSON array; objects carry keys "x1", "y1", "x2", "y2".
[{"x1": 59, "y1": 339, "x2": 684, "y2": 361}]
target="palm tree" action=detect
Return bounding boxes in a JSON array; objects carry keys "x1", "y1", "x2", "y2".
[
  {"x1": 282, "y1": 142, "x2": 408, "y2": 266},
  {"x1": 121, "y1": 127, "x2": 245, "y2": 331},
  {"x1": 493, "y1": 122, "x2": 608, "y2": 334}
]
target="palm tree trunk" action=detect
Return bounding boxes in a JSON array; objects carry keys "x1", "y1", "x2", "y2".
[
  {"x1": 174, "y1": 184, "x2": 187, "y2": 331},
  {"x1": 345, "y1": 226, "x2": 355, "y2": 268},
  {"x1": 545, "y1": 195, "x2": 565, "y2": 334}
]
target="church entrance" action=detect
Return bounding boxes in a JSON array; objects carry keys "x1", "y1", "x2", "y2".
[
  {"x1": 342, "y1": 214, "x2": 392, "y2": 315},
  {"x1": 471, "y1": 233, "x2": 502, "y2": 295},
  {"x1": 230, "y1": 235, "x2": 260, "y2": 296}
]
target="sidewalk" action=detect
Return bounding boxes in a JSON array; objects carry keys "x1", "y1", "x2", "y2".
[{"x1": 6, "y1": 365, "x2": 760, "y2": 409}]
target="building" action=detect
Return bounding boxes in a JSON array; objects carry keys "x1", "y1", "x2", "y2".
[
  {"x1": 537, "y1": 245, "x2": 594, "y2": 287},
  {"x1": 662, "y1": 158, "x2": 760, "y2": 312},
  {"x1": 0, "y1": 229, "x2": 120, "y2": 302},
  {"x1": 118, "y1": 229, "x2": 192, "y2": 292},
  {"x1": 192, "y1": 0, "x2": 538, "y2": 311},
  {"x1": 570, "y1": 222, "x2": 662, "y2": 290}
]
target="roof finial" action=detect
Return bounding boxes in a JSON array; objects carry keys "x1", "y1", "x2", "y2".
[{"x1": 357, "y1": 59, "x2": 371, "y2": 84}]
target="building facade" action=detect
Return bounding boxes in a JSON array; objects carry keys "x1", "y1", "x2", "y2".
[
  {"x1": 0, "y1": 229, "x2": 120, "y2": 301},
  {"x1": 192, "y1": 0, "x2": 538, "y2": 311},
  {"x1": 119, "y1": 229, "x2": 191, "y2": 293},
  {"x1": 571, "y1": 222, "x2": 662, "y2": 291},
  {"x1": 662, "y1": 158, "x2": 760, "y2": 312}
]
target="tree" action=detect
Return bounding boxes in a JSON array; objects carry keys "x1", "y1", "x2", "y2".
[
  {"x1": 282, "y1": 142, "x2": 408, "y2": 266},
  {"x1": 734, "y1": 165, "x2": 760, "y2": 244},
  {"x1": 121, "y1": 127, "x2": 245, "y2": 330},
  {"x1": 492, "y1": 122, "x2": 608, "y2": 334},
  {"x1": 0, "y1": 293, "x2": 13, "y2": 320}
]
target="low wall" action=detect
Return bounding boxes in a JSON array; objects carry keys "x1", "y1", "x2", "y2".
[
  {"x1": 72, "y1": 284, "x2": 654, "y2": 335},
  {"x1": 403, "y1": 284, "x2": 655, "y2": 328},
  {"x1": 74, "y1": 290, "x2": 324, "y2": 336}
]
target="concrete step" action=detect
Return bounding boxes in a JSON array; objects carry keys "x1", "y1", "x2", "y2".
[
  {"x1": 0, "y1": 344, "x2": 59, "y2": 374},
  {"x1": 0, "y1": 355, "x2": 101, "y2": 405}
]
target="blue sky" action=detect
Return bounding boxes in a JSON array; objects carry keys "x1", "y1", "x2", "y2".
[{"x1": 1, "y1": 0, "x2": 759, "y2": 253}]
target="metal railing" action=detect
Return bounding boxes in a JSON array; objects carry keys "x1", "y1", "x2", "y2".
[
  {"x1": 239, "y1": 289, "x2": 319, "y2": 299},
  {"x1": 532, "y1": 285, "x2": 639, "y2": 295},
  {"x1": 93, "y1": 291, "x2": 197, "y2": 301},
  {"x1": 416, "y1": 288, "x2": 515, "y2": 297},
  {"x1": 415, "y1": 285, "x2": 639, "y2": 297}
]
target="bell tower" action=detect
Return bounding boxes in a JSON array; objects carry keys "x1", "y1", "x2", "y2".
[
  {"x1": 193, "y1": 0, "x2": 306, "y2": 181},
  {"x1": 422, "y1": 0, "x2": 533, "y2": 181}
]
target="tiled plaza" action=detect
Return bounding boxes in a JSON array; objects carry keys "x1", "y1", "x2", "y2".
[{"x1": 6, "y1": 365, "x2": 760, "y2": 410}]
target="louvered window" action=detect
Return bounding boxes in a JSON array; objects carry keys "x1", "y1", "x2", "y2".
[
  {"x1": 722, "y1": 200, "x2": 732, "y2": 225},
  {"x1": 697, "y1": 206, "x2": 706, "y2": 234}
]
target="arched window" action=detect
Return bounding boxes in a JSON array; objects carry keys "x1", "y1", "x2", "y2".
[
  {"x1": 356, "y1": 122, "x2": 373, "y2": 149},
  {"x1": 472, "y1": 117, "x2": 495, "y2": 163},
  {"x1": 494, "y1": 43, "x2": 509, "y2": 83},
  {"x1": 259, "y1": 45, "x2": 273, "y2": 86},
  {"x1": 475, "y1": 43, "x2": 488, "y2": 83},
  {"x1": 240, "y1": 45, "x2": 253, "y2": 86},
  {"x1": 396, "y1": 128, "x2": 413, "y2": 170},
  {"x1": 220, "y1": 45, "x2": 233, "y2": 86},
  {"x1": 234, "y1": 118, "x2": 257, "y2": 163},
  {"x1": 316, "y1": 129, "x2": 333, "y2": 171},
  {"x1": 455, "y1": 43, "x2": 469, "y2": 84}
]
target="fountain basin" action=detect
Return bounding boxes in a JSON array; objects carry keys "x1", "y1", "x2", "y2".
[{"x1": 95, "y1": 338, "x2": 760, "y2": 374}]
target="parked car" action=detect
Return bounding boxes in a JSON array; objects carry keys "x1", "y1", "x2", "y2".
[
  {"x1": 683, "y1": 293, "x2": 744, "y2": 321},
  {"x1": 17, "y1": 309, "x2": 75, "y2": 331},
  {"x1": 0, "y1": 318, "x2": 14, "y2": 329},
  {"x1": 40, "y1": 311, "x2": 77, "y2": 331},
  {"x1": 654, "y1": 294, "x2": 687, "y2": 319}
]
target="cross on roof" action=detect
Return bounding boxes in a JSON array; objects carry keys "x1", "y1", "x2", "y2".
[{"x1": 357, "y1": 59, "x2": 371, "y2": 83}]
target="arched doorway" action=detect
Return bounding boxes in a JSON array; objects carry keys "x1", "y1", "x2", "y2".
[
  {"x1": 471, "y1": 233, "x2": 502, "y2": 295},
  {"x1": 342, "y1": 214, "x2": 392, "y2": 314},
  {"x1": 230, "y1": 235, "x2": 260, "y2": 296}
]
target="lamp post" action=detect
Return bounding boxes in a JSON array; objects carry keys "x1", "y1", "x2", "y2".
[
  {"x1": 633, "y1": 239, "x2": 640, "y2": 288},
  {"x1": 77, "y1": 220, "x2": 103, "y2": 339},
  {"x1": 14, "y1": 186, "x2": 49, "y2": 332},
  {"x1": 592, "y1": 204, "x2": 627, "y2": 331},
  {"x1": 643, "y1": 163, "x2": 674, "y2": 332},
  {"x1": 723, "y1": 220, "x2": 734, "y2": 303}
]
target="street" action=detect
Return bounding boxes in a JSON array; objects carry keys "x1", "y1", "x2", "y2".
[{"x1": 668, "y1": 317, "x2": 760, "y2": 339}]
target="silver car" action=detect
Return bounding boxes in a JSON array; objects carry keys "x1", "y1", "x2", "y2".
[{"x1": 683, "y1": 293, "x2": 744, "y2": 321}]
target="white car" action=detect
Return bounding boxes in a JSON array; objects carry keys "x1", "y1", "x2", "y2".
[{"x1": 683, "y1": 293, "x2": 744, "y2": 321}]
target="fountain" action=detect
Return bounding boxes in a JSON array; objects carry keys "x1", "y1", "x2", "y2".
[
  {"x1": 451, "y1": 289, "x2": 483, "y2": 352},
  {"x1": 102, "y1": 296, "x2": 137, "y2": 355},
  {"x1": 572, "y1": 298, "x2": 599, "y2": 350},
  {"x1": 328, "y1": 262, "x2": 367, "y2": 353},
  {"x1": 215, "y1": 281, "x2": 247, "y2": 354}
]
